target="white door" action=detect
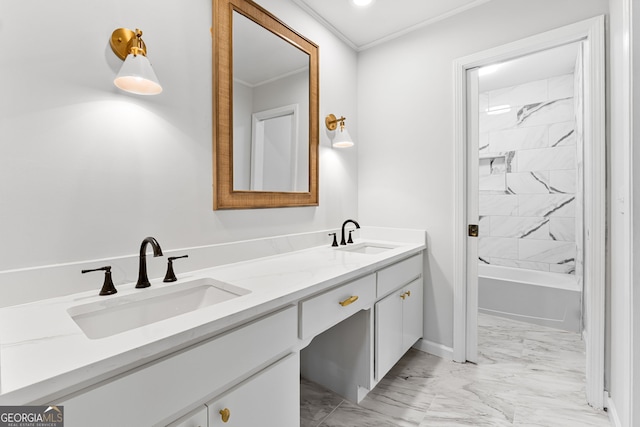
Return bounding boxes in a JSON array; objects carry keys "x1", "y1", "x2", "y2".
[
  {"x1": 402, "y1": 278, "x2": 424, "y2": 350},
  {"x1": 207, "y1": 354, "x2": 299, "y2": 427},
  {"x1": 465, "y1": 67, "x2": 480, "y2": 363},
  {"x1": 375, "y1": 291, "x2": 403, "y2": 380}
]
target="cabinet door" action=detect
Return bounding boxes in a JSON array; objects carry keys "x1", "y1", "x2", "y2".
[
  {"x1": 207, "y1": 353, "x2": 299, "y2": 427},
  {"x1": 375, "y1": 291, "x2": 403, "y2": 380},
  {"x1": 402, "y1": 278, "x2": 424, "y2": 351}
]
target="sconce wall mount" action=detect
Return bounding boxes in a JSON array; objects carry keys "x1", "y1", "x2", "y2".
[
  {"x1": 325, "y1": 113, "x2": 346, "y2": 132},
  {"x1": 325, "y1": 113, "x2": 354, "y2": 148},
  {"x1": 110, "y1": 28, "x2": 147, "y2": 60}
]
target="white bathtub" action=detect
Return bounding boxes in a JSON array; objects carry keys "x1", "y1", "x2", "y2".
[{"x1": 478, "y1": 264, "x2": 582, "y2": 332}]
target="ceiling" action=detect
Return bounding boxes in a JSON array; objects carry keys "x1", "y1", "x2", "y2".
[
  {"x1": 478, "y1": 42, "x2": 581, "y2": 92},
  {"x1": 287, "y1": 0, "x2": 580, "y2": 91},
  {"x1": 291, "y1": 0, "x2": 494, "y2": 51}
]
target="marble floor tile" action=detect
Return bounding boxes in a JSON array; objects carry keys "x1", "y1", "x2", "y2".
[
  {"x1": 321, "y1": 399, "x2": 415, "y2": 427},
  {"x1": 357, "y1": 374, "x2": 436, "y2": 425},
  {"x1": 300, "y1": 313, "x2": 610, "y2": 427},
  {"x1": 300, "y1": 378, "x2": 343, "y2": 427}
]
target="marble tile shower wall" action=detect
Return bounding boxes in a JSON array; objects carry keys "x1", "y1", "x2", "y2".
[{"x1": 478, "y1": 74, "x2": 577, "y2": 274}]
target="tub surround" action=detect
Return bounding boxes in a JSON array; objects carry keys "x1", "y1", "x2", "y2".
[
  {"x1": 0, "y1": 227, "x2": 425, "y2": 407},
  {"x1": 478, "y1": 73, "x2": 579, "y2": 274}
]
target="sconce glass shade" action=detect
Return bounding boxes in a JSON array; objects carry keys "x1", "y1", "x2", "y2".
[
  {"x1": 114, "y1": 53, "x2": 163, "y2": 95},
  {"x1": 332, "y1": 127, "x2": 354, "y2": 148}
]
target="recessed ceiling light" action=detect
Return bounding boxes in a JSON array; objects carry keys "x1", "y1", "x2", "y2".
[{"x1": 352, "y1": 0, "x2": 374, "y2": 7}]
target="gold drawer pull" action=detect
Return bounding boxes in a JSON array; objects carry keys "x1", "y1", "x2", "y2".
[
  {"x1": 339, "y1": 295, "x2": 359, "y2": 307},
  {"x1": 220, "y1": 408, "x2": 230, "y2": 423},
  {"x1": 401, "y1": 291, "x2": 411, "y2": 300}
]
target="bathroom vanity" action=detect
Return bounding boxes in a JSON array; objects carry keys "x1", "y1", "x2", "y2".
[{"x1": 0, "y1": 228, "x2": 425, "y2": 426}]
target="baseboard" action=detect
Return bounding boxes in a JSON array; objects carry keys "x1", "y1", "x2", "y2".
[
  {"x1": 413, "y1": 339, "x2": 454, "y2": 360},
  {"x1": 607, "y1": 394, "x2": 622, "y2": 427}
]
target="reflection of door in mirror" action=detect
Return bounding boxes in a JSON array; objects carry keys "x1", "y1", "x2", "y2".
[
  {"x1": 232, "y1": 10, "x2": 310, "y2": 193},
  {"x1": 246, "y1": 104, "x2": 302, "y2": 192}
]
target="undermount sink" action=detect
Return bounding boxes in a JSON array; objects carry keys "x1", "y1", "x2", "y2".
[
  {"x1": 337, "y1": 242, "x2": 398, "y2": 255},
  {"x1": 68, "y1": 278, "x2": 250, "y2": 339}
]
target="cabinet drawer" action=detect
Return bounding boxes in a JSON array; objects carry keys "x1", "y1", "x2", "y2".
[
  {"x1": 58, "y1": 306, "x2": 297, "y2": 427},
  {"x1": 377, "y1": 254, "x2": 422, "y2": 298},
  {"x1": 299, "y1": 274, "x2": 375, "y2": 339}
]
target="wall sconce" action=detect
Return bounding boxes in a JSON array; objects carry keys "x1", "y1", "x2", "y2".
[
  {"x1": 325, "y1": 114, "x2": 354, "y2": 148},
  {"x1": 110, "y1": 28, "x2": 162, "y2": 95}
]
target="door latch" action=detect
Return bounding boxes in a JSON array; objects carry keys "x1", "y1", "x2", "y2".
[{"x1": 468, "y1": 224, "x2": 479, "y2": 237}]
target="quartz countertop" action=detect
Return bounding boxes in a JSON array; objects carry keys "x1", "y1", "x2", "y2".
[{"x1": 0, "y1": 236, "x2": 425, "y2": 405}]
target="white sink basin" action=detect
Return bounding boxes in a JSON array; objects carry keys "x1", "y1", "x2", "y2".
[
  {"x1": 337, "y1": 242, "x2": 398, "y2": 255},
  {"x1": 68, "y1": 278, "x2": 250, "y2": 339}
]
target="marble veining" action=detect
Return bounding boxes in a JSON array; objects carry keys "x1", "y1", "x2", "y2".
[
  {"x1": 516, "y1": 98, "x2": 574, "y2": 127},
  {"x1": 506, "y1": 172, "x2": 551, "y2": 194},
  {"x1": 516, "y1": 146, "x2": 576, "y2": 173},
  {"x1": 490, "y1": 125, "x2": 547, "y2": 153},
  {"x1": 300, "y1": 314, "x2": 609, "y2": 426},
  {"x1": 479, "y1": 74, "x2": 579, "y2": 275}
]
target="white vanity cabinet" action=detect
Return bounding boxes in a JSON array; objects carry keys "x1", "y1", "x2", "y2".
[
  {"x1": 167, "y1": 406, "x2": 208, "y2": 427},
  {"x1": 375, "y1": 278, "x2": 423, "y2": 379},
  {"x1": 57, "y1": 306, "x2": 297, "y2": 427},
  {"x1": 374, "y1": 255, "x2": 423, "y2": 380},
  {"x1": 206, "y1": 353, "x2": 299, "y2": 426},
  {"x1": 301, "y1": 253, "x2": 424, "y2": 402}
]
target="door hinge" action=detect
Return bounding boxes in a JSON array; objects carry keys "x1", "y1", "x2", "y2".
[{"x1": 468, "y1": 224, "x2": 478, "y2": 237}]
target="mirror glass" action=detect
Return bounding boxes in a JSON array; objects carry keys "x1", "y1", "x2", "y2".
[
  {"x1": 232, "y1": 11, "x2": 309, "y2": 192},
  {"x1": 213, "y1": 0, "x2": 319, "y2": 210}
]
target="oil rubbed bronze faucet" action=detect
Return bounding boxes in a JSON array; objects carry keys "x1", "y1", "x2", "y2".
[
  {"x1": 136, "y1": 236, "x2": 163, "y2": 288},
  {"x1": 340, "y1": 219, "x2": 360, "y2": 245}
]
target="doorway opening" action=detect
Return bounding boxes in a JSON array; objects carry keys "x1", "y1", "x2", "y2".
[{"x1": 452, "y1": 16, "x2": 605, "y2": 409}]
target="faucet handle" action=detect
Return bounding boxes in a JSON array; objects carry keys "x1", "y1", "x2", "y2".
[
  {"x1": 347, "y1": 230, "x2": 355, "y2": 244},
  {"x1": 328, "y1": 233, "x2": 338, "y2": 247},
  {"x1": 163, "y1": 255, "x2": 189, "y2": 282},
  {"x1": 82, "y1": 266, "x2": 117, "y2": 296}
]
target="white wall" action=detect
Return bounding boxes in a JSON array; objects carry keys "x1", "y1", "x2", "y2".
[
  {"x1": 608, "y1": 0, "x2": 634, "y2": 425},
  {"x1": 633, "y1": 0, "x2": 640, "y2": 422},
  {"x1": 233, "y1": 81, "x2": 253, "y2": 189},
  {"x1": 0, "y1": 1, "x2": 358, "y2": 294},
  {"x1": 357, "y1": 0, "x2": 609, "y2": 350},
  {"x1": 633, "y1": 0, "x2": 640, "y2": 421}
]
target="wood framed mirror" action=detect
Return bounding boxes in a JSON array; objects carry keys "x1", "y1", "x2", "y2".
[{"x1": 213, "y1": 0, "x2": 319, "y2": 209}]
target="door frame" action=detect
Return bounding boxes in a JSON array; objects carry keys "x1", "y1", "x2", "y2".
[{"x1": 452, "y1": 16, "x2": 606, "y2": 409}]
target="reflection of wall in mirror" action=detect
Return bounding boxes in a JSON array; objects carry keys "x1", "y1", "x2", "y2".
[
  {"x1": 233, "y1": 69, "x2": 309, "y2": 191},
  {"x1": 234, "y1": 81, "x2": 254, "y2": 190}
]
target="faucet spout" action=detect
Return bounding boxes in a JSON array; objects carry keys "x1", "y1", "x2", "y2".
[
  {"x1": 340, "y1": 219, "x2": 361, "y2": 245},
  {"x1": 136, "y1": 236, "x2": 163, "y2": 288}
]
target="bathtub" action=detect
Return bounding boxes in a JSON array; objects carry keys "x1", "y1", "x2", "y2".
[{"x1": 478, "y1": 264, "x2": 582, "y2": 332}]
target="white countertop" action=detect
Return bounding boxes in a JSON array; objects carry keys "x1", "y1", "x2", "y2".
[{"x1": 0, "y1": 237, "x2": 425, "y2": 405}]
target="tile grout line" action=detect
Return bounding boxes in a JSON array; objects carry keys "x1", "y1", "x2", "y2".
[{"x1": 315, "y1": 399, "x2": 346, "y2": 427}]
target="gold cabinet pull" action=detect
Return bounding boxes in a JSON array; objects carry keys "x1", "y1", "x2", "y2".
[
  {"x1": 400, "y1": 290, "x2": 411, "y2": 300},
  {"x1": 406, "y1": 290, "x2": 411, "y2": 297},
  {"x1": 220, "y1": 408, "x2": 230, "y2": 423},
  {"x1": 339, "y1": 295, "x2": 359, "y2": 307}
]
